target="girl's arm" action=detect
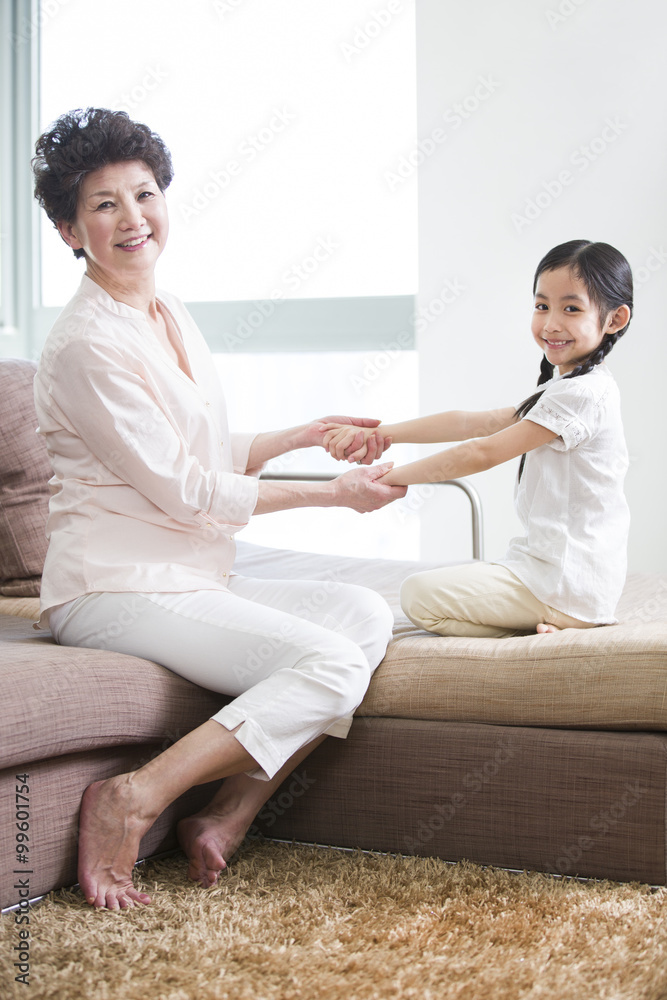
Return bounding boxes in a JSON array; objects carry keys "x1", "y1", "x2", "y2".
[
  {"x1": 323, "y1": 406, "x2": 517, "y2": 462},
  {"x1": 378, "y1": 418, "x2": 558, "y2": 485},
  {"x1": 246, "y1": 415, "x2": 391, "y2": 470}
]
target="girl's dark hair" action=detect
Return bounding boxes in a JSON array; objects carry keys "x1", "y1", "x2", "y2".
[
  {"x1": 515, "y1": 239, "x2": 633, "y2": 479},
  {"x1": 33, "y1": 107, "x2": 174, "y2": 258}
]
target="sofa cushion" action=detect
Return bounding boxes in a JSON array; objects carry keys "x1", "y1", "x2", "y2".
[
  {"x1": 3, "y1": 544, "x2": 667, "y2": 771},
  {"x1": 0, "y1": 595, "x2": 41, "y2": 619},
  {"x1": 0, "y1": 359, "x2": 51, "y2": 596},
  {"x1": 0, "y1": 615, "x2": 226, "y2": 769},
  {"x1": 233, "y1": 543, "x2": 667, "y2": 732}
]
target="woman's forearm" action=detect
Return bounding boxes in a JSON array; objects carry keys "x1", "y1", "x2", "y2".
[
  {"x1": 253, "y1": 477, "x2": 337, "y2": 515},
  {"x1": 246, "y1": 425, "x2": 309, "y2": 469},
  {"x1": 382, "y1": 407, "x2": 516, "y2": 445},
  {"x1": 253, "y1": 464, "x2": 407, "y2": 515}
]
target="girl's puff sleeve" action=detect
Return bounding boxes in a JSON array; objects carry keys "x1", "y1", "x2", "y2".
[{"x1": 525, "y1": 378, "x2": 602, "y2": 452}]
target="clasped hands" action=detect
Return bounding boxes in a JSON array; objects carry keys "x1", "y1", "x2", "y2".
[
  {"x1": 308, "y1": 415, "x2": 391, "y2": 465},
  {"x1": 300, "y1": 415, "x2": 405, "y2": 507}
]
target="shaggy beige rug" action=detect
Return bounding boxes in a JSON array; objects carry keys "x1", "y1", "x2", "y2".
[{"x1": 2, "y1": 841, "x2": 667, "y2": 1000}]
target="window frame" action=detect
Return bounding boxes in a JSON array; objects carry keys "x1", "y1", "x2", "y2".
[
  {"x1": 1, "y1": 0, "x2": 41, "y2": 359},
  {"x1": 2, "y1": 0, "x2": 415, "y2": 360}
]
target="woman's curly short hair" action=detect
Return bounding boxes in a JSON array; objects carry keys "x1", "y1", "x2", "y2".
[{"x1": 33, "y1": 107, "x2": 174, "y2": 258}]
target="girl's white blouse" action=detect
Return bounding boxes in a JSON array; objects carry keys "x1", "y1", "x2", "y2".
[
  {"x1": 34, "y1": 275, "x2": 259, "y2": 627},
  {"x1": 496, "y1": 365, "x2": 630, "y2": 623}
]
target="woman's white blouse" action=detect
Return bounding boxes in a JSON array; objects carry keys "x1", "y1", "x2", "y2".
[
  {"x1": 497, "y1": 365, "x2": 630, "y2": 624},
  {"x1": 34, "y1": 275, "x2": 259, "y2": 625}
]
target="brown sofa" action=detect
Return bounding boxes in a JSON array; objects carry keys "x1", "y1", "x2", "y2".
[{"x1": 2, "y1": 358, "x2": 667, "y2": 910}]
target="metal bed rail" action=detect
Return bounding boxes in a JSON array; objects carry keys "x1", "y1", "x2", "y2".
[{"x1": 260, "y1": 473, "x2": 484, "y2": 561}]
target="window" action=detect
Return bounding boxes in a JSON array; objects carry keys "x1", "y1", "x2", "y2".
[
  {"x1": 219, "y1": 350, "x2": 421, "y2": 559},
  {"x1": 38, "y1": 0, "x2": 418, "y2": 313},
  {"x1": 4, "y1": 0, "x2": 420, "y2": 556}
]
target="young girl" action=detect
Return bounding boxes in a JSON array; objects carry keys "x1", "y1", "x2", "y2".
[{"x1": 323, "y1": 240, "x2": 633, "y2": 638}]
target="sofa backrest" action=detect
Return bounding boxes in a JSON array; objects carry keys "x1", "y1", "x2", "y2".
[{"x1": 0, "y1": 358, "x2": 52, "y2": 596}]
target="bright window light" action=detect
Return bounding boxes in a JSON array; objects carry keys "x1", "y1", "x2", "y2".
[
  {"x1": 39, "y1": 0, "x2": 418, "y2": 307},
  {"x1": 218, "y1": 350, "x2": 421, "y2": 559}
]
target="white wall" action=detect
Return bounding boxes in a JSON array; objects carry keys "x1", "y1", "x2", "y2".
[{"x1": 413, "y1": 0, "x2": 667, "y2": 572}]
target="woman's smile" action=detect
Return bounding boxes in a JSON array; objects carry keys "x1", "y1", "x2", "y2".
[
  {"x1": 57, "y1": 159, "x2": 168, "y2": 289},
  {"x1": 116, "y1": 233, "x2": 153, "y2": 250}
]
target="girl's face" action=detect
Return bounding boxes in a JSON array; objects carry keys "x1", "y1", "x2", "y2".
[
  {"x1": 531, "y1": 266, "x2": 610, "y2": 375},
  {"x1": 57, "y1": 159, "x2": 168, "y2": 287}
]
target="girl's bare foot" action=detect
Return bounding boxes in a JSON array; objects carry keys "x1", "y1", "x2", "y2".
[
  {"x1": 536, "y1": 623, "x2": 560, "y2": 634},
  {"x1": 77, "y1": 776, "x2": 157, "y2": 909}
]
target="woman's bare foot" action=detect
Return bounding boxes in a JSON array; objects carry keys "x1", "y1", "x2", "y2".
[
  {"x1": 177, "y1": 736, "x2": 328, "y2": 889},
  {"x1": 177, "y1": 806, "x2": 251, "y2": 888},
  {"x1": 77, "y1": 776, "x2": 157, "y2": 910},
  {"x1": 536, "y1": 623, "x2": 560, "y2": 634}
]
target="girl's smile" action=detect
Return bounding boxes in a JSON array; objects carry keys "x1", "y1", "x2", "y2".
[{"x1": 531, "y1": 267, "x2": 609, "y2": 375}]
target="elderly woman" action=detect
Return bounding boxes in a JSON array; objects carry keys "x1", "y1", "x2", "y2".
[{"x1": 32, "y1": 108, "x2": 406, "y2": 910}]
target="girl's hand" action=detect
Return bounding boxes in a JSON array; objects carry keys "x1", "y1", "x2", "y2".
[
  {"x1": 322, "y1": 422, "x2": 392, "y2": 463},
  {"x1": 304, "y1": 416, "x2": 391, "y2": 464}
]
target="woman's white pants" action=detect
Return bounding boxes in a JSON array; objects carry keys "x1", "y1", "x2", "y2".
[{"x1": 51, "y1": 576, "x2": 394, "y2": 781}]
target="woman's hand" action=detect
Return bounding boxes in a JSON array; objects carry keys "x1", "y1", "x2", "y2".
[
  {"x1": 321, "y1": 422, "x2": 392, "y2": 463},
  {"x1": 333, "y1": 462, "x2": 407, "y2": 512},
  {"x1": 304, "y1": 415, "x2": 391, "y2": 465}
]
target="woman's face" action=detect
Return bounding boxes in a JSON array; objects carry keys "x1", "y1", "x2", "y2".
[{"x1": 57, "y1": 159, "x2": 168, "y2": 285}]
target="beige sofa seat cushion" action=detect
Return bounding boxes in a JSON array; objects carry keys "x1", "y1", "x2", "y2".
[
  {"x1": 233, "y1": 543, "x2": 667, "y2": 731},
  {"x1": 2, "y1": 544, "x2": 665, "y2": 768},
  {"x1": 360, "y1": 616, "x2": 667, "y2": 730},
  {"x1": 0, "y1": 595, "x2": 41, "y2": 619}
]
